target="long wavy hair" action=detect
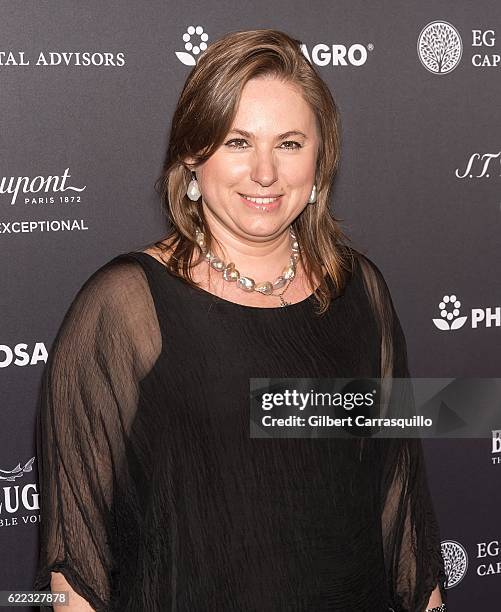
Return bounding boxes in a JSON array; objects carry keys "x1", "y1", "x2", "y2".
[{"x1": 153, "y1": 28, "x2": 355, "y2": 314}]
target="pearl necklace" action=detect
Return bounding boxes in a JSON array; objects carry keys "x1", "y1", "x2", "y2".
[{"x1": 194, "y1": 227, "x2": 300, "y2": 307}]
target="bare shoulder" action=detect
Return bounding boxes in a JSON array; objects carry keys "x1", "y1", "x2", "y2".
[
  {"x1": 141, "y1": 237, "x2": 175, "y2": 265},
  {"x1": 141, "y1": 245, "x2": 165, "y2": 265}
]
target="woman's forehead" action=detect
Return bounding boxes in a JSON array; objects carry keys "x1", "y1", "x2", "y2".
[{"x1": 233, "y1": 78, "x2": 317, "y2": 135}]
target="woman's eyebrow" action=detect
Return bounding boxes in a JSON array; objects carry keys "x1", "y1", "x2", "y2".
[{"x1": 228, "y1": 128, "x2": 308, "y2": 140}]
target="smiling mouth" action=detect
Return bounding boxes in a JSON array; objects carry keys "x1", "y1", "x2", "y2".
[{"x1": 239, "y1": 193, "x2": 283, "y2": 204}]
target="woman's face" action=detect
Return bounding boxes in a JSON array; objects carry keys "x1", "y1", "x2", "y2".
[{"x1": 190, "y1": 76, "x2": 320, "y2": 242}]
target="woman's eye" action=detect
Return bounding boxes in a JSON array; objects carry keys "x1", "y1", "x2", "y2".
[
  {"x1": 225, "y1": 138, "x2": 248, "y2": 149},
  {"x1": 224, "y1": 139, "x2": 302, "y2": 150},
  {"x1": 280, "y1": 141, "x2": 302, "y2": 150}
]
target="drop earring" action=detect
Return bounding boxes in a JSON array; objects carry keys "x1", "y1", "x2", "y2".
[
  {"x1": 308, "y1": 183, "x2": 317, "y2": 204},
  {"x1": 186, "y1": 170, "x2": 201, "y2": 201}
]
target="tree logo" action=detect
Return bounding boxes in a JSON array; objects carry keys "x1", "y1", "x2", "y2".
[
  {"x1": 417, "y1": 21, "x2": 462, "y2": 74},
  {"x1": 442, "y1": 540, "x2": 468, "y2": 588}
]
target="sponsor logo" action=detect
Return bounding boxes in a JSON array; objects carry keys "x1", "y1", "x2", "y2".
[
  {"x1": 0, "y1": 343, "x2": 48, "y2": 368},
  {"x1": 173, "y1": 26, "x2": 373, "y2": 68},
  {"x1": 455, "y1": 152, "x2": 501, "y2": 179},
  {"x1": 418, "y1": 21, "x2": 462, "y2": 74},
  {"x1": 471, "y1": 28, "x2": 500, "y2": 67},
  {"x1": 0, "y1": 51, "x2": 125, "y2": 67},
  {"x1": 1, "y1": 219, "x2": 89, "y2": 235},
  {"x1": 433, "y1": 294, "x2": 500, "y2": 331},
  {"x1": 300, "y1": 42, "x2": 373, "y2": 67},
  {"x1": 418, "y1": 21, "x2": 500, "y2": 72},
  {"x1": 442, "y1": 537, "x2": 501, "y2": 581},
  {"x1": 477, "y1": 539, "x2": 501, "y2": 576},
  {"x1": 0, "y1": 168, "x2": 90, "y2": 234},
  {"x1": 175, "y1": 26, "x2": 209, "y2": 66},
  {"x1": 432, "y1": 294, "x2": 467, "y2": 330},
  {"x1": 0, "y1": 168, "x2": 86, "y2": 206},
  {"x1": 442, "y1": 540, "x2": 468, "y2": 587},
  {"x1": 0, "y1": 458, "x2": 39, "y2": 528}
]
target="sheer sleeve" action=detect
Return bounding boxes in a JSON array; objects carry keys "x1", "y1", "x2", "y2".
[
  {"x1": 357, "y1": 253, "x2": 448, "y2": 612},
  {"x1": 33, "y1": 256, "x2": 161, "y2": 611}
]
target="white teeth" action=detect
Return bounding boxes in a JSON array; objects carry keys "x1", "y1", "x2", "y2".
[{"x1": 242, "y1": 195, "x2": 280, "y2": 204}]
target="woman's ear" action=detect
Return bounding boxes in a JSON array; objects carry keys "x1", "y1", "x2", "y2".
[{"x1": 183, "y1": 156, "x2": 197, "y2": 172}]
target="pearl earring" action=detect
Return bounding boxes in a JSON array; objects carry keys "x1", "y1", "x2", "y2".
[
  {"x1": 308, "y1": 183, "x2": 317, "y2": 204},
  {"x1": 186, "y1": 171, "x2": 201, "y2": 201}
]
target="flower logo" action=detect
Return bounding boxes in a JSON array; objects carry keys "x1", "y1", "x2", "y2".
[
  {"x1": 175, "y1": 25, "x2": 209, "y2": 66},
  {"x1": 433, "y1": 294, "x2": 467, "y2": 331}
]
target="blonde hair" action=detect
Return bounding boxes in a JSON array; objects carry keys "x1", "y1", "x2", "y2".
[{"x1": 153, "y1": 28, "x2": 355, "y2": 314}]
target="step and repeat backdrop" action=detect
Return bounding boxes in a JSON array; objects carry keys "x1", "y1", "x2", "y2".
[{"x1": 1, "y1": 1, "x2": 500, "y2": 610}]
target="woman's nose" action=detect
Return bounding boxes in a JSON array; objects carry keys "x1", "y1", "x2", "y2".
[{"x1": 249, "y1": 149, "x2": 278, "y2": 187}]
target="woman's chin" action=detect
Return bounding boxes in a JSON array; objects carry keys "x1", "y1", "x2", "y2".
[{"x1": 233, "y1": 218, "x2": 289, "y2": 240}]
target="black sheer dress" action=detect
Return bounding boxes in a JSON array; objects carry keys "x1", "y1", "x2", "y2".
[{"x1": 33, "y1": 248, "x2": 447, "y2": 611}]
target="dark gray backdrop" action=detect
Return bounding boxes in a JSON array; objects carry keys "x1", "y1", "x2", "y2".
[{"x1": 1, "y1": 2, "x2": 500, "y2": 610}]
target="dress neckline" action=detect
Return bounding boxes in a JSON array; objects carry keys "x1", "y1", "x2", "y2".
[{"x1": 132, "y1": 250, "x2": 328, "y2": 311}]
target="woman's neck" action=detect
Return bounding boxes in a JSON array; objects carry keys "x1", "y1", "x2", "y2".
[{"x1": 201, "y1": 222, "x2": 293, "y2": 282}]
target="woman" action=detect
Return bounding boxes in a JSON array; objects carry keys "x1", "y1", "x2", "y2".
[{"x1": 34, "y1": 29, "x2": 447, "y2": 611}]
